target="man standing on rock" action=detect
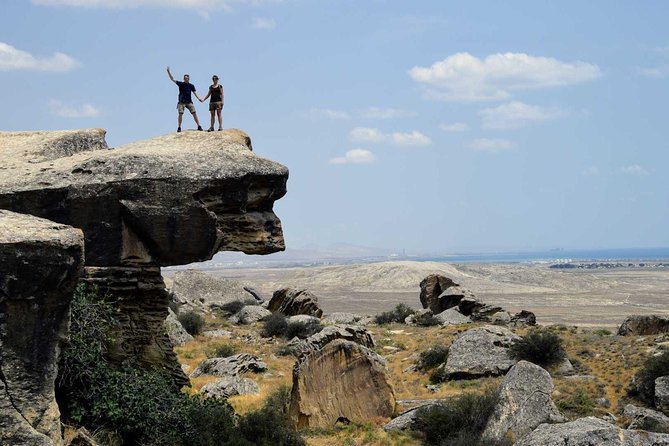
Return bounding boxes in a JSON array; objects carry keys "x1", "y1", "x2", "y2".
[{"x1": 167, "y1": 66, "x2": 203, "y2": 132}]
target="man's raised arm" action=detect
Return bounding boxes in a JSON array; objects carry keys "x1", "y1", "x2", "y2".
[{"x1": 166, "y1": 66, "x2": 176, "y2": 83}]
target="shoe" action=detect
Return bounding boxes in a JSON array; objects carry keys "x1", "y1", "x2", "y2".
[
  {"x1": 177, "y1": 127, "x2": 181, "y2": 133},
  {"x1": 197, "y1": 126, "x2": 203, "y2": 131},
  {"x1": 218, "y1": 128, "x2": 223, "y2": 131},
  {"x1": 207, "y1": 127, "x2": 214, "y2": 132}
]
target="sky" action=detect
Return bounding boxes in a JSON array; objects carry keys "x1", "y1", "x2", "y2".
[{"x1": 2, "y1": 0, "x2": 669, "y2": 255}]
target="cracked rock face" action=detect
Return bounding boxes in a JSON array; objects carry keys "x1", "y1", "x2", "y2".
[{"x1": 0, "y1": 210, "x2": 84, "y2": 446}]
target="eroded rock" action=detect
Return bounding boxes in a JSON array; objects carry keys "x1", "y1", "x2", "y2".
[
  {"x1": 434, "y1": 308, "x2": 472, "y2": 326},
  {"x1": 268, "y1": 288, "x2": 323, "y2": 317},
  {"x1": 283, "y1": 325, "x2": 375, "y2": 357},
  {"x1": 657, "y1": 376, "x2": 669, "y2": 415},
  {"x1": 624, "y1": 404, "x2": 669, "y2": 433},
  {"x1": 200, "y1": 376, "x2": 260, "y2": 399},
  {"x1": 170, "y1": 269, "x2": 257, "y2": 314},
  {"x1": 229, "y1": 305, "x2": 271, "y2": 324},
  {"x1": 164, "y1": 308, "x2": 194, "y2": 346},
  {"x1": 618, "y1": 315, "x2": 669, "y2": 336},
  {"x1": 190, "y1": 353, "x2": 267, "y2": 378}
]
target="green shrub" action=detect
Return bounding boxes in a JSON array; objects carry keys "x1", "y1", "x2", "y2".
[
  {"x1": 206, "y1": 343, "x2": 236, "y2": 359},
  {"x1": 555, "y1": 390, "x2": 596, "y2": 416},
  {"x1": 178, "y1": 311, "x2": 205, "y2": 336},
  {"x1": 375, "y1": 303, "x2": 416, "y2": 325},
  {"x1": 262, "y1": 313, "x2": 289, "y2": 337},
  {"x1": 416, "y1": 314, "x2": 442, "y2": 327},
  {"x1": 285, "y1": 320, "x2": 323, "y2": 339},
  {"x1": 418, "y1": 345, "x2": 449, "y2": 371},
  {"x1": 429, "y1": 367, "x2": 449, "y2": 384},
  {"x1": 217, "y1": 299, "x2": 258, "y2": 316},
  {"x1": 592, "y1": 329, "x2": 612, "y2": 336},
  {"x1": 634, "y1": 350, "x2": 669, "y2": 405},
  {"x1": 415, "y1": 389, "x2": 501, "y2": 445},
  {"x1": 508, "y1": 330, "x2": 566, "y2": 366}
]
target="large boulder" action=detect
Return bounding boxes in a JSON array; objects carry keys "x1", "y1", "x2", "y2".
[
  {"x1": 482, "y1": 361, "x2": 564, "y2": 443},
  {"x1": 515, "y1": 417, "x2": 669, "y2": 446},
  {"x1": 164, "y1": 308, "x2": 194, "y2": 346},
  {"x1": 657, "y1": 376, "x2": 669, "y2": 415},
  {"x1": 288, "y1": 339, "x2": 395, "y2": 429},
  {"x1": 624, "y1": 404, "x2": 669, "y2": 433},
  {"x1": 283, "y1": 325, "x2": 375, "y2": 356},
  {"x1": 0, "y1": 210, "x2": 84, "y2": 446},
  {"x1": 268, "y1": 288, "x2": 323, "y2": 317},
  {"x1": 323, "y1": 312, "x2": 372, "y2": 325},
  {"x1": 434, "y1": 308, "x2": 472, "y2": 326},
  {"x1": 444, "y1": 325, "x2": 521, "y2": 379},
  {"x1": 170, "y1": 269, "x2": 257, "y2": 314},
  {"x1": 618, "y1": 315, "x2": 669, "y2": 336},
  {"x1": 200, "y1": 376, "x2": 260, "y2": 399},
  {"x1": 190, "y1": 353, "x2": 267, "y2": 378},
  {"x1": 419, "y1": 274, "x2": 463, "y2": 313},
  {"x1": 229, "y1": 305, "x2": 272, "y2": 324},
  {"x1": 383, "y1": 403, "x2": 439, "y2": 432}
]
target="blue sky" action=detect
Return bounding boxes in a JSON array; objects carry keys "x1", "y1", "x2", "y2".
[{"x1": 2, "y1": 0, "x2": 669, "y2": 254}]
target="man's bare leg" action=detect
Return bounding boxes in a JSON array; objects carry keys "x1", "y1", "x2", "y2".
[{"x1": 192, "y1": 112, "x2": 202, "y2": 129}]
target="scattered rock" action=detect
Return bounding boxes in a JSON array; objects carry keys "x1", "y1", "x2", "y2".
[
  {"x1": 164, "y1": 308, "x2": 194, "y2": 346},
  {"x1": 288, "y1": 339, "x2": 395, "y2": 429},
  {"x1": 515, "y1": 416, "x2": 669, "y2": 446},
  {"x1": 283, "y1": 325, "x2": 375, "y2": 357},
  {"x1": 482, "y1": 361, "x2": 564, "y2": 443},
  {"x1": 510, "y1": 310, "x2": 537, "y2": 327},
  {"x1": 383, "y1": 404, "x2": 439, "y2": 432},
  {"x1": 324, "y1": 312, "x2": 371, "y2": 325},
  {"x1": 618, "y1": 315, "x2": 669, "y2": 336},
  {"x1": 551, "y1": 358, "x2": 575, "y2": 376},
  {"x1": 444, "y1": 325, "x2": 521, "y2": 379},
  {"x1": 268, "y1": 288, "x2": 323, "y2": 317},
  {"x1": 405, "y1": 309, "x2": 436, "y2": 326},
  {"x1": 229, "y1": 305, "x2": 272, "y2": 324},
  {"x1": 657, "y1": 376, "x2": 669, "y2": 415},
  {"x1": 243, "y1": 286, "x2": 266, "y2": 303},
  {"x1": 624, "y1": 404, "x2": 669, "y2": 433},
  {"x1": 190, "y1": 353, "x2": 267, "y2": 378},
  {"x1": 200, "y1": 376, "x2": 260, "y2": 399},
  {"x1": 434, "y1": 308, "x2": 472, "y2": 326}
]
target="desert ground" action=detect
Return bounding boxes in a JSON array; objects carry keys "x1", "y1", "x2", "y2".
[{"x1": 166, "y1": 261, "x2": 669, "y2": 330}]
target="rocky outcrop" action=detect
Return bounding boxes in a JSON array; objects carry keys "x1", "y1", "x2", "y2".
[
  {"x1": 618, "y1": 315, "x2": 669, "y2": 336},
  {"x1": 444, "y1": 325, "x2": 521, "y2": 379},
  {"x1": 170, "y1": 269, "x2": 258, "y2": 314},
  {"x1": 624, "y1": 404, "x2": 669, "y2": 433},
  {"x1": 323, "y1": 313, "x2": 372, "y2": 325},
  {"x1": 200, "y1": 376, "x2": 260, "y2": 399},
  {"x1": 0, "y1": 129, "x2": 287, "y2": 387},
  {"x1": 515, "y1": 416, "x2": 669, "y2": 446},
  {"x1": 434, "y1": 308, "x2": 472, "y2": 325},
  {"x1": 0, "y1": 210, "x2": 84, "y2": 446},
  {"x1": 288, "y1": 339, "x2": 395, "y2": 429},
  {"x1": 383, "y1": 403, "x2": 439, "y2": 432},
  {"x1": 419, "y1": 274, "x2": 462, "y2": 313},
  {"x1": 228, "y1": 305, "x2": 271, "y2": 324},
  {"x1": 190, "y1": 353, "x2": 267, "y2": 378},
  {"x1": 283, "y1": 325, "x2": 375, "y2": 356},
  {"x1": 268, "y1": 288, "x2": 323, "y2": 317},
  {"x1": 164, "y1": 308, "x2": 194, "y2": 346},
  {"x1": 657, "y1": 376, "x2": 669, "y2": 415},
  {"x1": 482, "y1": 361, "x2": 564, "y2": 443}
]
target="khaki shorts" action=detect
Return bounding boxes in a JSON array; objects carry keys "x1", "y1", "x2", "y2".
[
  {"x1": 209, "y1": 101, "x2": 223, "y2": 111},
  {"x1": 177, "y1": 102, "x2": 196, "y2": 114}
]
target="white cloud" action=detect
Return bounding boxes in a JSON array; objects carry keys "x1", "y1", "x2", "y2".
[
  {"x1": 480, "y1": 101, "x2": 568, "y2": 129},
  {"x1": 621, "y1": 164, "x2": 649, "y2": 176},
  {"x1": 32, "y1": 0, "x2": 279, "y2": 12},
  {"x1": 439, "y1": 122, "x2": 469, "y2": 132},
  {"x1": 582, "y1": 166, "x2": 600, "y2": 176},
  {"x1": 252, "y1": 17, "x2": 276, "y2": 30},
  {"x1": 0, "y1": 42, "x2": 79, "y2": 72},
  {"x1": 409, "y1": 52, "x2": 602, "y2": 102},
  {"x1": 468, "y1": 138, "x2": 516, "y2": 153},
  {"x1": 329, "y1": 149, "x2": 376, "y2": 165},
  {"x1": 49, "y1": 100, "x2": 100, "y2": 118},
  {"x1": 360, "y1": 107, "x2": 415, "y2": 119},
  {"x1": 308, "y1": 108, "x2": 350, "y2": 120},
  {"x1": 637, "y1": 66, "x2": 669, "y2": 78},
  {"x1": 350, "y1": 127, "x2": 431, "y2": 146}
]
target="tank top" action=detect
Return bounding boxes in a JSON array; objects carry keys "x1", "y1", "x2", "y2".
[{"x1": 209, "y1": 85, "x2": 223, "y2": 102}]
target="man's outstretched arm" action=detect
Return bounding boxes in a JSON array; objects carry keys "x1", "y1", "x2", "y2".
[{"x1": 166, "y1": 66, "x2": 177, "y2": 83}]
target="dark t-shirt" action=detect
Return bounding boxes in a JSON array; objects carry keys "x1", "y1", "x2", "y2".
[
  {"x1": 209, "y1": 85, "x2": 223, "y2": 103},
  {"x1": 176, "y1": 81, "x2": 196, "y2": 104}
]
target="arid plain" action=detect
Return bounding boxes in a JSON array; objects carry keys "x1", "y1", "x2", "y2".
[{"x1": 168, "y1": 261, "x2": 669, "y2": 330}]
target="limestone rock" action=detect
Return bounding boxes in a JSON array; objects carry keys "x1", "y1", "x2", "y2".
[
  {"x1": 0, "y1": 210, "x2": 84, "y2": 446},
  {"x1": 510, "y1": 310, "x2": 537, "y2": 327},
  {"x1": 288, "y1": 339, "x2": 395, "y2": 429},
  {"x1": 287, "y1": 314, "x2": 321, "y2": 325},
  {"x1": 444, "y1": 325, "x2": 521, "y2": 379},
  {"x1": 268, "y1": 288, "x2": 323, "y2": 317},
  {"x1": 164, "y1": 308, "x2": 194, "y2": 346},
  {"x1": 419, "y1": 274, "x2": 462, "y2": 313},
  {"x1": 229, "y1": 305, "x2": 271, "y2": 324},
  {"x1": 624, "y1": 404, "x2": 669, "y2": 433},
  {"x1": 434, "y1": 308, "x2": 472, "y2": 326},
  {"x1": 657, "y1": 376, "x2": 669, "y2": 415},
  {"x1": 618, "y1": 315, "x2": 669, "y2": 336},
  {"x1": 283, "y1": 325, "x2": 376, "y2": 357},
  {"x1": 323, "y1": 312, "x2": 371, "y2": 325},
  {"x1": 170, "y1": 269, "x2": 258, "y2": 314},
  {"x1": 200, "y1": 376, "x2": 260, "y2": 399},
  {"x1": 515, "y1": 416, "x2": 669, "y2": 446},
  {"x1": 383, "y1": 404, "x2": 439, "y2": 432},
  {"x1": 482, "y1": 361, "x2": 564, "y2": 443},
  {"x1": 190, "y1": 353, "x2": 267, "y2": 378}
]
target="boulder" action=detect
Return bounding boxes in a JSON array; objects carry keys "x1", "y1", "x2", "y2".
[
  {"x1": 288, "y1": 339, "x2": 395, "y2": 429},
  {"x1": 229, "y1": 305, "x2": 272, "y2": 324},
  {"x1": 624, "y1": 404, "x2": 669, "y2": 433},
  {"x1": 170, "y1": 269, "x2": 257, "y2": 314},
  {"x1": 200, "y1": 376, "x2": 260, "y2": 399},
  {"x1": 283, "y1": 325, "x2": 375, "y2": 357},
  {"x1": 405, "y1": 309, "x2": 435, "y2": 326},
  {"x1": 383, "y1": 403, "x2": 439, "y2": 432},
  {"x1": 268, "y1": 288, "x2": 323, "y2": 317},
  {"x1": 287, "y1": 315, "x2": 321, "y2": 325},
  {"x1": 510, "y1": 310, "x2": 537, "y2": 327},
  {"x1": 190, "y1": 353, "x2": 267, "y2": 378},
  {"x1": 657, "y1": 376, "x2": 669, "y2": 415},
  {"x1": 243, "y1": 286, "x2": 266, "y2": 303},
  {"x1": 618, "y1": 315, "x2": 669, "y2": 336},
  {"x1": 164, "y1": 308, "x2": 194, "y2": 346},
  {"x1": 323, "y1": 312, "x2": 371, "y2": 325},
  {"x1": 0, "y1": 210, "x2": 84, "y2": 446},
  {"x1": 444, "y1": 325, "x2": 521, "y2": 379},
  {"x1": 419, "y1": 274, "x2": 465, "y2": 313},
  {"x1": 515, "y1": 416, "x2": 669, "y2": 446},
  {"x1": 482, "y1": 361, "x2": 564, "y2": 443},
  {"x1": 434, "y1": 308, "x2": 472, "y2": 326}
]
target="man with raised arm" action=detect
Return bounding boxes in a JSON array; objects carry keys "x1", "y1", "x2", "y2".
[{"x1": 166, "y1": 66, "x2": 203, "y2": 132}]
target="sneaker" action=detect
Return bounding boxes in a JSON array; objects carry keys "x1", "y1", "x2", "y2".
[
  {"x1": 207, "y1": 127, "x2": 214, "y2": 132},
  {"x1": 177, "y1": 127, "x2": 181, "y2": 133},
  {"x1": 218, "y1": 128, "x2": 223, "y2": 131},
  {"x1": 197, "y1": 126, "x2": 203, "y2": 131}
]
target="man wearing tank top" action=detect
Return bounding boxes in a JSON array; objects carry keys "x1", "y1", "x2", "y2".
[{"x1": 200, "y1": 74, "x2": 224, "y2": 132}]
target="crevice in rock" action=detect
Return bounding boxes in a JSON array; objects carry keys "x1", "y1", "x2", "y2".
[{"x1": 0, "y1": 360, "x2": 33, "y2": 427}]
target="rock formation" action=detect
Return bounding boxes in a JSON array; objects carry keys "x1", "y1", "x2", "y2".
[
  {"x1": 170, "y1": 269, "x2": 259, "y2": 314},
  {"x1": 268, "y1": 288, "x2": 323, "y2": 317},
  {"x1": 624, "y1": 404, "x2": 669, "y2": 433},
  {"x1": 283, "y1": 325, "x2": 375, "y2": 356},
  {"x1": 190, "y1": 353, "x2": 267, "y2": 378},
  {"x1": 228, "y1": 305, "x2": 271, "y2": 324},
  {"x1": 288, "y1": 339, "x2": 394, "y2": 429},
  {"x1": 0, "y1": 129, "x2": 288, "y2": 387},
  {"x1": 0, "y1": 210, "x2": 84, "y2": 446},
  {"x1": 419, "y1": 274, "x2": 462, "y2": 313},
  {"x1": 164, "y1": 308, "x2": 194, "y2": 346},
  {"x1": 200, "y1": 376, "x2": 260, "y2": 399},
  {"x1": 657, "y1": 376, "x2": 669, "y2": 415},
  {"x1": 618, "y1": 315, "x2": 669, "y2": 336}
]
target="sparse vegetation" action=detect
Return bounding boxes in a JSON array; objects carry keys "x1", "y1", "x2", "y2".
[
  {"x1": 178, "y1": 311, "x2": 206, "y2": 336},
  {"x1": 375, "y1": 303, "x2": 416, "y2": 325},
  {"x1": 555, "y1": 389, "x2": 596, "y2": 416},
  {"x1": 205, "y1": 343, "x2": 236, "y2": 359},
  {"x1": 285, "y1": 319, "x2": 323, "y2": 339},
  {"x1": 632, "y1": 350, "x2": 669, "y2": 405},
  {"x1": 262, "y1": 313, "x2": 289, "y2": 337},
  {"x1": 417, "y1": 345, "x2": 449, "y2": 371},
  {"x1": 508, "y1": 330, "x2": 566, "y2": 367},
  {"x1": 592, "y1": 328, "x2": 612, "y2": 336},
  {"x1": 216, "y1": 299, "x2": 258, "y2": 316}
]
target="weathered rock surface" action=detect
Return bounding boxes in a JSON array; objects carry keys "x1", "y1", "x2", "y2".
[
  {"x1": 190, "y1": 353, "x2": 267, "y2": 378},
  {"x1": 228, "y1": 305, "x2": 271, "y2": 324},
  {"x1": 657, "y1": 376, "x2": 669, "y2": 415},
  {"x1": 164, "y1": 308, "x2": 194, "y2": 346},
  {"x1": 288, "y1": 339, "x2": 395, "y2": 429},
  {"x1": 482, "y1": 361, "x2": 564, "y2": 443},
  {"x1": 510, "y1": 310, "x2": 537, "y2": 327},
  {"x1": 0, "y1": 210, "x2": 84, "y2": 446},
  {"x1": 287, "y1": 314, "x2": 321, "y2": 325},
  {"x1": 434, "y1": 308, "x2": 472, "y2": 326},
  {"x1": 268, "y1": 288, "x2": 323, "y2": 317},
  {"x1": 618, "y1": 315, "x2": 669, "y2": 336},
  {"x1": 283, "y1": 325, "x2": 375, "y2": 356},
  {"x1": 515, "y1": 416, "x2": 669, "y2": 446},
  {"x1": 383, "y1": 404, "x2": 439, "y2": 432},
  {"x1": 170, "y1": 269, "x2": 257, "y2": 314},
  {"x1": 419, "y1": 274, "x2": 461, "y2": 313},
  {"x1": 200, "y1": 376, "x2": 260, "y2": 399},
  {"x1": 444, "y1": 325, "x2": 521, "y2": 379},
  {"x1": 323, "y1": 312, "x2": 371, "y2": 325},
  {"x1": 624, "y1": 404, "x2": 669, "y2": 433}
]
